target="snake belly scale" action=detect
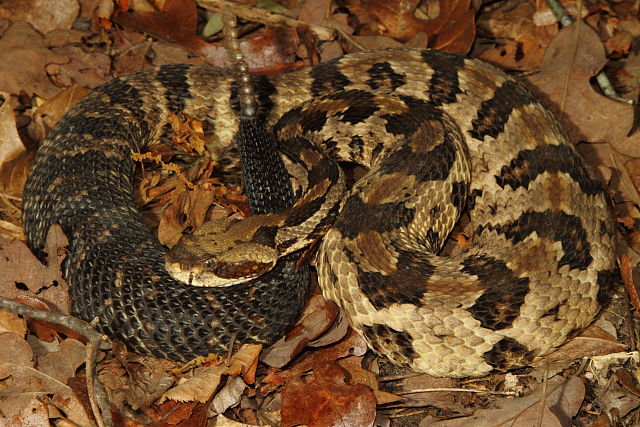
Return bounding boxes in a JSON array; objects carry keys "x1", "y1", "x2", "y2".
[{"x1": 22, "y1": 48, "x2": 617, "y2": 377}]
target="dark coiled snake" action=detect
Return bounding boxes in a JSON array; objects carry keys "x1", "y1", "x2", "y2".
[{"x1": 23, "y1": 48, "x2": 617, "y2": 377}]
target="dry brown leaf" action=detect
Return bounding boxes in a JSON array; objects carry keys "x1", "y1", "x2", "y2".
[
  {"x1": 150, "y1": 40, "x2": 208, "y2": 66},
  {"x1": 0, "y1": 332, "x2": 33, "y2": 366},
  {"x1": 0, "y1": 398, "x2": 49, "y2": 426},
  {"x1": 136, "y1": 154, "x2": 237, "y2": 248},
  {"x1": 532, "y1": 1, "x2": 588, "y2": 27},
  {"x1": 474, "y1": 1, "x2": 552, "y2": 70},
  {"x1": 50, "y1": 391, "x2": 94, "y2": 427},
  {"x1": 109, "y1": 3, "x2": 190, "y2": 65},
  {"x1": 527, "y1": 22, "x2": 640, "y2": 157},
  {"x1": 229, "y1": 343, "x2": 261, "y2": 385},
  {"x1": 168, "y1": 112, "x2": 207, "y2": 155},
  {"x1": 425, "y1": 0, "x2": 476, "y2": 53},
  {"x1": 0, "y1": 343, "x2": 91, "y2": 425},
  {"x1": 210, "y1": 414, "x2": 256, "y2": 426},
  {"x1": 308, "y1": 308, "x2": 349, "y2": 347},
  {"x1": 297, "y1": 0, "x2": 332, "y2": 28},
  {"x1": 46, "y1": 45, "x2": 112, "y2": 89},
  {"x1": 26, "y1": 84, "x2": 91, "y2": 144},
  {"x1": 384, "y1": 373, "x2": 465, "y2": 411},
  {"x1": 0, "y1": 90, "x2": 31, "y2": 195},
  {"x1": 348, "y1": 0, "x2": 475, "y2": 53},
  {"x1": 161, "y1": 365, "x2": 230, "y2": 403},
  {"x1": 612, "y1": 50, "x2": 640, "y2": 104},
  {"x1": 615, "y1": 369, "x2": 640, "y2": 399},
  {"x1": 114, "y1": 0, "x2": 206, "y2": 52},
  {"x1": 159, "y1": 344, "x2": 261, "y2": 404},
  {"x1": 260, "y1": 295, "x2": 341, "y2": 368},
  {"x1": 624, "y1": 157, "x2": 640, "y2": 196},
  {"x1": 211, "y1": 376, "x2": 247, "y2": 414},
  {"x1": 0, "y1": 309, "x2": 27, "y2": 335},
  {"x1": 0, "y1": 149, "x2": 34, "y2": 197},
  {"x1": 591, "y1": 368, "x2": 640, "y2": 420},
  {"x1": 115, "y1": 0, "x2": 300, "y2": 69},
  {"x1": 43, "y1": 28, "x2": 86, "y2": 47},
  {"x1": 337, "y1": 356, "x2": 401, "y2": 405},
  {"x1": 0, "y1": 333, "x2": 36, "y2": 419},
  {"x1": 158, "y1": 184, "x2": 213, "y2": 247},
  {"x1": 98, "y1": 354, "x2": 176, "y2": 411},
  {"x1": 432, "y1": 376, "x2": 585, "y2": 426},
  {"x1": 533, "y1": 324, "x2": 627, "y2": 371},
  {"x1": 96, "y1": 0, "x2": 114, "y2": 20},
  {"x1": 348, "y1": 35, "x2": 403, "y2": 51},
  {"x1": 289, "y1": 330, "x2": 368, "y2": 375},
  {"x1": 260, "y1": 330, "x2": 368, "y2": 399},
  {"x1": 229, "y1": 27, "x2": 300, "y2": 70},
  {"x1": 587, "y1": 351, "x2": 639, "y2": 378},
  {"x1": 14, "y1": 295, "x2": 85, "y2": 344},
  {"x1": 478, "y1": 34, "x2": 545, "y2": 71},
  {"x1": 0, "y1": 22, "x2": 67, "y2": 99},
  {"x1": 0, "y1": 225, "x2": 68, "y2": 306},
  {"x1": 112, "y1": 30, "x2": 151, "y2": 75},
  {"x1": 0, "y1": 91, "x2": 24, "y2": 165},
  {"x1": 37, "y1": 338, "x2": 85, "y2": 383},
  {"x1": 141, "y1": 400, "x2": 207, "y2": 425},
  {"x1": 477, "y1": 0, "x2": 538, "y2": 41},
  {"x1": 604, "y1": 30, "x2": 633, "y2": 58},
  {"x1": 0, "y1": 0, "x2": 80, "y2": 34}
]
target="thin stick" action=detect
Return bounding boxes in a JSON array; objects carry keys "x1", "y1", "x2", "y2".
[
  {"x1": 0, "y1": 298, "x2": 112, "y2": 427},
  {"x1": 536, "y1": 366, "x2": 550, "y2": 427},
  {"x1": 395, "y1": 387, "x2": 519, "y2": 396}
]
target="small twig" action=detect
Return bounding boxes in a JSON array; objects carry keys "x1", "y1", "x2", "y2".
[
  {"x1": 326, "y1": 14, "x2": 366, "y2": 51},
  {"x1": 619, "y1": 254, "x2": 640, "y2": 352},
  {"x1": 394, "y1": 387, "x2": 519, "y2": 396},
  {"x1": 0, "y1": 298, "x2": 112, "y2": 427},
  {"x1": 545, "y1": 0, "x2": 574, "y2": 27},
  {"x1": 596, "y1": 72, "x2": 634, "y2": 104},
  {"x1": 536, "y1": 366, "x2": 550, "y2": 427},
  {"x1": 573, "y1": 357, "x2": 590, "y2": 377},
  {"x1": 225, "y1": 332, "x2": 238, "y2": 366},
  {"x1": 619, "y1": 254, "x2": 640, "y2": 315},
  {"x1": 196, "y1": 0, "x2": 335, "y2": 41},
  {"x1": 378, "y1": 372, "x2": 424, "y2": 382},
  {"x1": 86, "y1": 340, "x2": 111, "y2": 427}
]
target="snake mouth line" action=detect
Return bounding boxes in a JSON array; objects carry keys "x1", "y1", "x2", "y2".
[{"x1": 165, "y1": 258, "x2": 275, "y2": 287}]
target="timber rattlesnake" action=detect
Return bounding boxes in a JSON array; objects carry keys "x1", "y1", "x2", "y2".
[{"x1": 23, "y1": 48, "x2": 617, "y2": 377}]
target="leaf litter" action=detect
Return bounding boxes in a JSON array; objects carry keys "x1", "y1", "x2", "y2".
[{"x1": 0, "y1": 0, "x2": 639, "y2": 426}]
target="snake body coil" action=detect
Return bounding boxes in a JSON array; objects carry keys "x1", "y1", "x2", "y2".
[{"x1": 23, "y1": 49, "x2": 617, "y2": 377}]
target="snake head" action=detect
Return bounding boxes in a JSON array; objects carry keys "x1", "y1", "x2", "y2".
[{"x1": 164, "y1": 217, "x2": 279, "y2": 287}]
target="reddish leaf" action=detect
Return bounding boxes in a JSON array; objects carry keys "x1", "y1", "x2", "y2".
[
  {"x1": 281, "y1": 364, "x2": 376, "y2": 427},
  {"x1": 358, "y1": 0, "x2": 476, "y2": 53},
  {"x1": 114, "y1": 0, "x2": 207, "y2": 53},
  {"x1": 260, "y1": 295, "x2": 341, "y2": 368}
]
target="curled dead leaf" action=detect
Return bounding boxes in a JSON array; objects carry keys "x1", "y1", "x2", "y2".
[
  {"x1": 281, "y1": 364, "x2": 377, "y2": 427},
  {"x1": 158, "y1": 344, "x2": 261, "y2": 404}
]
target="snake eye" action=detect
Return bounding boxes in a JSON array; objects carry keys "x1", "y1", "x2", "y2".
[{"x1": 204, "y1": 260, "x2": 212, "y2": 269}]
